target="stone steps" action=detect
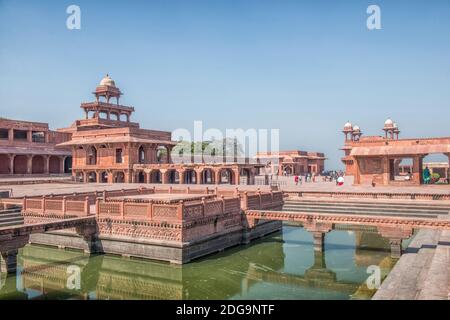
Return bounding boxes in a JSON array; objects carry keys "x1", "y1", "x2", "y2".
[
  {"x1": 372, "y1": 229, "x2": 440, "y2": 300},
  {"x1": 282, "y1": 199, "x2": 450, "y2": 218},
  {"x1": 415, "y1": 230, "x2": 450, "y2": 300},
  {"x1": 285, "y1": 199, "x2": 450, "y2": 211},
  {"x1": 0, "y1": 207, "x2": 24, "y2": 228}
]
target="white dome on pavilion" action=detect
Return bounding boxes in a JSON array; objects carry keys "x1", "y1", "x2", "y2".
[
  {"x1": 353, "y1": 125, "x2": 360, "y2": 131},
  {"x1": 344, "y1": 121, "x2": 353, "y2": 130},
  {"x1": 384, "y1": 118, "x2": 394, "y2": 126},
  {"x1": 99, "y1": 74, "x2": 116, "y2": 87}
]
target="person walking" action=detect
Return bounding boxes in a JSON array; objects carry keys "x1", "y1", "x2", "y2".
[{"x1": 294, "y1": 175, "x2": 299, "y2": 186}]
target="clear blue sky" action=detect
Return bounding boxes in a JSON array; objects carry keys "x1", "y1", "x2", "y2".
[{"x1": 1, "y1": 0, "x2": 449, "y2": 169}]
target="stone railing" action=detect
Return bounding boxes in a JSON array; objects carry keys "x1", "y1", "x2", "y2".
[
  {"x1": 22, "y1": 196, "x2": 91, "y2": 218},
  {"x1": 284, "y1": 190, "x2": 450, "y2": 201},
  {"x1": 96, "y1": 195, "x2": 242, "y2": 223},
  {"x1": 241, "y1": 191, "x2": 284, "y2": 210}
]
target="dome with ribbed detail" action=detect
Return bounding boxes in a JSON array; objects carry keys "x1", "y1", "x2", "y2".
[{"x1": 99, "y1": 74, "x2": 116, "y2": 87}]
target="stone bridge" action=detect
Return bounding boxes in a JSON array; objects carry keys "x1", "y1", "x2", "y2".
[
  {"x1": 244, "y1": 209, "x2": 450, "y2": 258},
  {"x1": 0, "y1": 216, "x2": 96, "y2": 274}
]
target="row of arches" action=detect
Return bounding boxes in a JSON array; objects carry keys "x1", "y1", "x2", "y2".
[
  {"x1": 75, "y1": 167, "x2": 255, "y2": 185},
  {"x1": 0, "y1": 154, "x2": 71, "y2": 175},
  {"x1": 80, "y1": 144, "x2": 171, "y2": 166}
]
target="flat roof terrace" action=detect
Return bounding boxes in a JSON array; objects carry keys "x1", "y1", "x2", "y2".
[{"x1": 110, "y1": 193, "x2": 214, "y2": 202}]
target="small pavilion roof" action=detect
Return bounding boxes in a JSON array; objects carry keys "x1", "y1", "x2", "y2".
[{"x1": 350, "y1": 144, "x2": 450, "y2": 157}]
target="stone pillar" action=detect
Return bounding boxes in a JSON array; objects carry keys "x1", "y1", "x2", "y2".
[
  {"x1": 196, "y1": 170, "x2": 202, "y2": 184},
  {"x1": 76, "y1": 224, "x2": 98, "y2": 255},
  {"x1": 312, "y1": 232, "x2": 326, "y2": 252},
  {"x1": 0, "y1": 250, "x2": 18, "y2": 274},
  {"x1": 303, "y1": 222, "x2": 333, "y2": 252},
  {"x1": 378, "y1": 226, "x2": 413, "y2": 259},
  {"x1": 178, "y1": 170, "x2": 185, "y2": 184},
  {"x1": 26, "y1": 155, "x2": 32, "y2": 174},
  {"x1": 8, "y1": 128, "x2": 13, "y2": 143},
  {"x1": 44, "y1": 155, "x2": 50, "y2": 174},
  {"x1": 27, "y1": 130, "x2": 32, "y2": 143},
  {"x1": 59, "y1": 156, "x2": 66, "y2": 174},
  {"x1": 214, "y1": 169, "x2": 221, "y2": 185},
  {"x1": 9, "y1": 154, "x2": 14, "y2": 174},
  {"x1": 233, "y1": 169, "x2": 240, "y2": 185},
  {"x1": 161, "y1": 169, "x2": 168, "y2": 184},
  {"x1": 388, "y1": 239, "x2": 402, "y2": 259},
  {"x1": 146, "y1": 171, "x2": 151, "y2": 184}
]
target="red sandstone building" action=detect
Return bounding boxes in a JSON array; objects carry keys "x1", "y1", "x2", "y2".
[
  {"x1": 341, "y1": 119, "x2": 450, "y2": 185},
  {"x1": 57, "y1": 75, "x2": 262, "y2": 185},
  {"x1": 255, "y1": 150, "x2": 326, "y2": 176},
  {"x1": 0, "y1": 118, "x2": 71, "y2": 176}
]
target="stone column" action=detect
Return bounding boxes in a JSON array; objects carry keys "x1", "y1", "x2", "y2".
[
  {"x1": 9, "y1": 154, "x2": 14, "y2": 174},
  {"x1": 303, "y1": 222, "x2": 333, "y2": 252},
  {"x1": 196, "y1": 170, "x2": 202, "y2": 184},
  {"x1": 161, "y1": 169, "x2": 168, "y2": 184},
  {"x1": 8, "y1": 128, "x2": 13, "y2": 143},
  {"x1": 214, "y1": 169, "x2": 221, "y2": 185},
  {"x1": 378, "y1": 226, "x2": 413, "y2": 259},
  {"x1": 233, "y1": 169, "x2": 240, "y2": 185},
  {"x1": 26, "y1": 155, "x2": 32, "y2": 174},
  {"x1": 44, "y1": 155, "x2": 50, "y2": 174},
  {"x1": 146, "y1": 171, "x2": 151, "y2": 184},
  {"x1": 0, "y1": 250, "x2": 18, "y2": 274},
  {"x1": 59, "y1": 156, "x2": 66, "y2": 174},
  {"x1": 178, "y1": 170, "x2": 185, "y2": 184},
  {"x1": 27, "y1": 130, "x2": 32, "y2": 143},
  {"x1": 312, "y1": 232, "x2": 325, "y2": 252}
]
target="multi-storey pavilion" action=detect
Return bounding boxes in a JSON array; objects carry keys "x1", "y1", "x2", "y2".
[
  {"x1": 0, "y1": 118, "x2": 72, "y2": 175},
  {"x1": 58, "y1": 75, "x2": 261, "y2": 184},
  {"x1": 341, "y1": 119, "x2": 450, "y2": 185},
  {"x1": 255, "y1": 150, "x2": 326, "y2": 176}
]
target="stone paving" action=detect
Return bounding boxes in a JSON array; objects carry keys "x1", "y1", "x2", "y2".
[{"x1": 373, "y1": 229, "x2": 450, "y2": 300}]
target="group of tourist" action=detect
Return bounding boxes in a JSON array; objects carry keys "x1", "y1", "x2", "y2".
[
  {"x1": 292, "y1": 171, "x2": 345, "y2": 186},
  {"x1": 293, "y1": 173, "x2": 315, "y2": 185}
]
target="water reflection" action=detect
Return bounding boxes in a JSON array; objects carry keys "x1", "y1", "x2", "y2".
[{"x1": 0, "y1": 226, "x2": 395, "y2": 300}]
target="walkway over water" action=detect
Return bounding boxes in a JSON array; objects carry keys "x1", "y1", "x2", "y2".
[{"x1": 0, "y1": 216, "x2": 96, "y2": 274}]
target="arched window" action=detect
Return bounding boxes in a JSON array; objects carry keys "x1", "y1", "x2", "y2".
[
  {"x1": 138, "y1": 146, "x2": 145, "y2": 164},
  {"x1": 87, "y1": 146, "x2": 97, "y2": 165}
]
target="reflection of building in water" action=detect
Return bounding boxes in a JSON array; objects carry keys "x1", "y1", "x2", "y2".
[
  {"x1": 10, "y1": 239, "x2": 285, "y2": 300},
  {"x1": 2, "y1": 228, "x2": 394, "y2": 300}
]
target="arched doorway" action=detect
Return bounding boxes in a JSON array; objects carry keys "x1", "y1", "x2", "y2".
[
  {"x1": 32, "y1": 155, "x2": 45, "y2": 174},
  {"x1": 167, "y1": 170, "x2": 178, "y2": 183},
  {"x1": 0, "y1": 155, "x2": 10, "y2": 174},
  {"x1": 150, "y1": 170, "x2": 162, "y2": 183},
  {"x1": 114, "y1": 171, "x2": 125, "y2": 183},
  {"x1": 100, "y1": 171, "x2": 108, "y2": 183},
  {"x1": 201, "y1": 168, "x2": 215, "y2": 184},
  {"x1": 422, "y1": 153, "x2": 449, "y2": 184},
  {"x1": 64, "y1": 156, "x2": 72, "y2": 173},
  {"x1": 219, "y1": 169, "x2": 234, "y2": 184},
  {"x1": 87, "y1": 146, "x2": 97, "y2": 165},
  {"x1": 87, "y1": 171, "x2": 97, "y2": 183},
  {"x1": 14, "y1": 155, "x2": 28, "y2": 174},
  {"x1": 137, "y1": 171, "x2": 145, "y2": 183},
  {"x1": 184, "y1": 169, "x2": 196, "y2": 184},
  {"x1": 49, "y1": 156, "x2": 60, "y2": 174}
]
